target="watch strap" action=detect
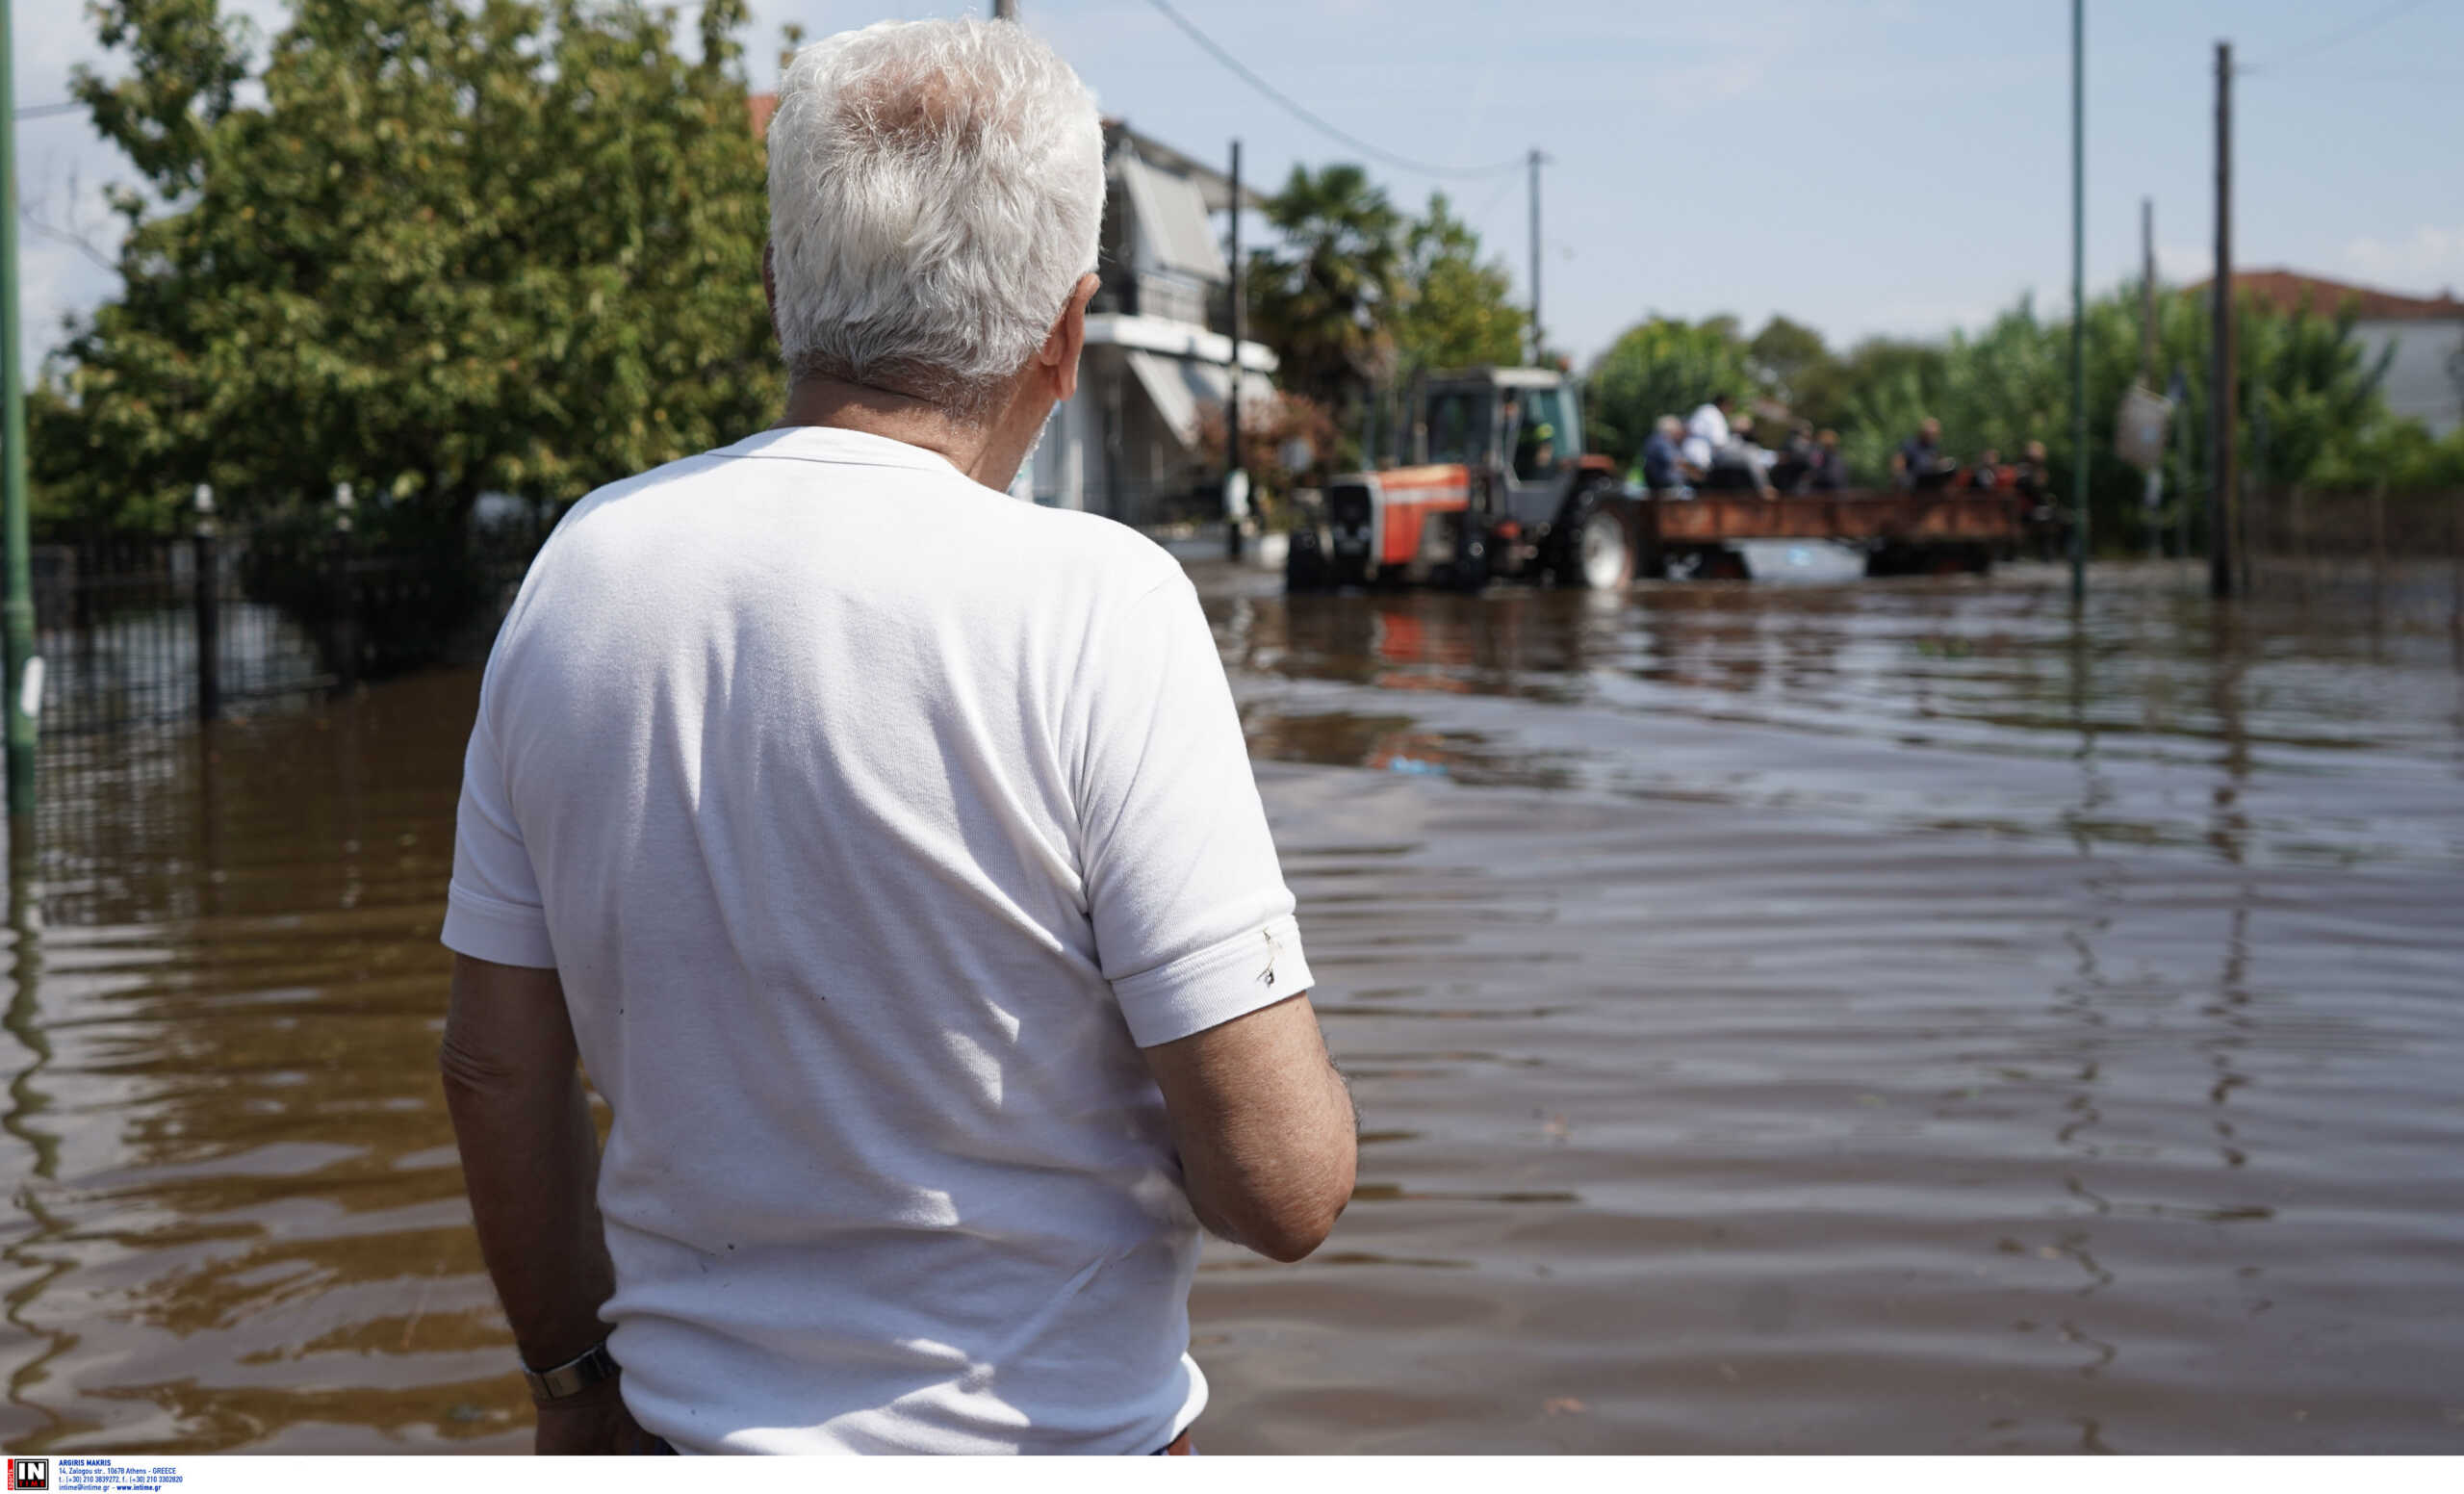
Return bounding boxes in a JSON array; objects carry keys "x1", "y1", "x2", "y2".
[{"x1": 522, "y1": 1338, "x2": 619, "y2": 1402}]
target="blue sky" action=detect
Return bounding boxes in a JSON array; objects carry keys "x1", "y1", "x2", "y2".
[{"x1": 13, "y1": 0, "x2": 2462, "y2": 375}]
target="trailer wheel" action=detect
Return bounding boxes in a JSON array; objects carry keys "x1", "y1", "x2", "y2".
[{"x1": 1562, "y1": 501, "x2": 1632, "y2": 590}]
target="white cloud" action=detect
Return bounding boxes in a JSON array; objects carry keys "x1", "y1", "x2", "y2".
[{"x1": 2340, "y1": 226, "x2": 2464, "y2": 295}]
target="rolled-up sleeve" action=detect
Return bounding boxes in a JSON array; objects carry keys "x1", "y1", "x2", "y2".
[
  {"x1": 440, "y1": 703, "x2": 557, "y2": 969},
  {"x1": 1076, "y1": 578, "x2": 1314, "y2": 1047}
]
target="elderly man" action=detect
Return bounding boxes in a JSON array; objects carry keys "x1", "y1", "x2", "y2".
[
  {"x1": 1639, "y1": 415, "x2": 1693, "y2": 495},
  {"x1": 438, "y1": 18, "x2": 1355, "y2": 1456}
]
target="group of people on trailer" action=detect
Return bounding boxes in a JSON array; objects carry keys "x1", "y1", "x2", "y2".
[
  {"x1": 1638, "y1": 395, "x2": 1848, "y2": 499},
  {"x1": 1891, "y1": 417, "x2": 2051, "y2": 501},
  {"x1": 1638, "y1": 400, "x2": 2051, "y2": 503}
]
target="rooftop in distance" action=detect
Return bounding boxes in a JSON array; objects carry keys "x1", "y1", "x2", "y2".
[{"x1": 2194, "y1": 269, "x2": 2464, "y2": 322}]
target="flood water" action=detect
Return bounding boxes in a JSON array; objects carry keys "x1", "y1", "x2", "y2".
[{"x1": 3, "y1": 560, "x2": 2460, "y2": 1454}]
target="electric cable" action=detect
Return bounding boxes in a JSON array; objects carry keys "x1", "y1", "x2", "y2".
[
  {"x1": 2243, "y1": 0, "x2": 2444, "y2": 72},
  {"x1": 1138, "y1": 0, "x2": 1527, "y2": 179}
]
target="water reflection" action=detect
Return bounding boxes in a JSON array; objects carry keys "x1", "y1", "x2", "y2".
[{"x1": 1213, "y1": 563, "x2": 2464, "y2": 870}]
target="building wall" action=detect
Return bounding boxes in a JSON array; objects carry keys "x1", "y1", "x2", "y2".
[
  {"x1": 2362, "y1": 319, "x2": 2464, "y2": 436},
  {"x1": 1033, "y1": 346, "x2": 1225, "y2": 527}
]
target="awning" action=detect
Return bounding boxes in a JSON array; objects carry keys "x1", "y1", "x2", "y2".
[
  {"x1": 1125, "y1": 349, "x2": 1203, "y2": 447},
  {"x1": 1124, "y1": 350, "x2": 1278, "y2": 451},
  {"x1": 1119, "y1": 153, "x2": 1226, "y2": 283},
  {"x1": 1182, "y1": 357, "x2": 1278, "y2": 411}
]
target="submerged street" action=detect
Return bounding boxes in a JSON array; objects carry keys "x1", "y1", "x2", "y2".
[{"x1": 3, "y1": 561, "x2": 2461, "y2": 1453}]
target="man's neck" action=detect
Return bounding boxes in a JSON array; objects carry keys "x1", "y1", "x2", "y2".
[{"x1": 776, "y1": 374, "x2": 994, "y2": 476}]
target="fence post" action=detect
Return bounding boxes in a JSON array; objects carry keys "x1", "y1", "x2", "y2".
[
  {"x1": 329, "y1": 482, "x2": 358, "y2": 694},
  {"x1": 192, "y1": 484, "x2": 219, "y2": 723},
  {"x1": 2369, "y1": 481, "x2": 2387, "y2": 590}
]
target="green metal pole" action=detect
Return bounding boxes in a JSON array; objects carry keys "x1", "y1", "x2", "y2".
[
  {"x1": 2067, "y1": 0, "x2": 2089, "y2": 605},
  {"x1": 0, "y1": 0, "x2": 38, "y2": 823}
]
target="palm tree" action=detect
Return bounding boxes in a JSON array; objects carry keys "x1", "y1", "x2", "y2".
[{"x1": 1245, "y1": 165, "x2": 1403, "y2": 446}]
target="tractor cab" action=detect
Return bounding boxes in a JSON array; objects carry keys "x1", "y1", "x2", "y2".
[{"x1": 1416, "y1": 368, "x2": 1588, "y2": 534}]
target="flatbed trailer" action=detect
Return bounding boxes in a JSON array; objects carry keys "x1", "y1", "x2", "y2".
[{"x1": 1635, "y1": 489, "x2": 2029, "y2": 579}]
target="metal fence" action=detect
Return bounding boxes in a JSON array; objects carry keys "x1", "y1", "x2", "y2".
[
  {"x1": 30, "y1": 519, "x2": 540, "y2": 739},
  {"x1": 2241, "y1": 486, "x2": 2464, "y2": 628}
]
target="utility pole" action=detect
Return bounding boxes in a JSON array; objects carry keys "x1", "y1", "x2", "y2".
[
  {"x1": 2139, "y1": 197, "x2": 2158, "y2": 381},
  {"x1": 1225, "y1": 139, "x2": 1245, "y2": 561},
  {"x1": 1527, "y1": 148, "x2": 1545, "y2": 366},
  {"x1": 990, "y1": 0, "x2": 1016, "y2": 18},
  {"x1": 1, "y1": 0, "x2": 38, "y2": 822},
  {"x1": 2066, "y1": 0, "x2": 2089, "y2": 605},
  {"x1": 2210, "y1": 39, "x2": 2237, "y2": 602},
  {"x1": 2142, "y1": 196, "x2": 2163, "y2": 559}
]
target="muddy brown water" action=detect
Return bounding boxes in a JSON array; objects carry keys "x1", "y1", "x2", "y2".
[{"x1": 2, "y1": 560, "x2": 2460, "y2": 1454}]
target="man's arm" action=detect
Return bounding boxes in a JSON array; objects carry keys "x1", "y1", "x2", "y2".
[
  {"x1": 439, "y1": 952, "x2": 638, "y2": 1452},
  {"x1": 1140, "y1": 992, "x2": 1356, "y2": 1263}
]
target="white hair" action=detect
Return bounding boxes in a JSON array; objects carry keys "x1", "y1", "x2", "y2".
[{"x1": 765, "y1": 19, "x2": 1104, "y2": 415}]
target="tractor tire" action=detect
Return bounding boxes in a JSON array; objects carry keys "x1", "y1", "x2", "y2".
[
  {"x1": 1556, "y1": 494, "x2": 1633, "y2": 590},
  {"x1": 1436, "y1": 514, "x2": 1491, "y2": 593},
  {"x1": 1284, "y1": 528, "x2": 1332, "y2": 593}
]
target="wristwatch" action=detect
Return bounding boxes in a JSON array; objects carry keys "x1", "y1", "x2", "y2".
[{"x1": 522, "y1": 1338, "x2": 620, "y2": 1402}]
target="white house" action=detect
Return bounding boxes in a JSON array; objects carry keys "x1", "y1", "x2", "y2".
[
  {"x1": 1020, "y1": 122, "x2": 1277, "y2": 524},
  {"x1": 2222, "y1": 270, "x2": 2464, "y2": 437}
]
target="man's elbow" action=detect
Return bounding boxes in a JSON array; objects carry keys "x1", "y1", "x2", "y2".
[
  {"x1": 1238, "y1": 1150, "x2": 1356, "y2": 1264},
  {"x1": 437, "y1": 1030, "x2": 522, "y2": 1106},
  {"x1": 1248, "y1": 1197, "x2": 1345, "y2": 1263}
]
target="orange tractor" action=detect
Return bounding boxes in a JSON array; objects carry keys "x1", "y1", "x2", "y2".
[{"x1": 1285, "y1": 367, "x2": 1641, "y2": 593}]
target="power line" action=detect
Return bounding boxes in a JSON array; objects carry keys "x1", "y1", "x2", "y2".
[
  {"x1": 2243, "y1": 0, "x2": 2443, "y2": 71},
  {"x1": 14, "y1": 103, "x2": 81, "y2": 121},
  {"x1": 1137, "y1": 0, "x2": 1525, "y2": 180}
]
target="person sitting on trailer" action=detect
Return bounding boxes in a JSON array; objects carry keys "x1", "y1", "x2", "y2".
[
  {"x1": 1685, "y1": 394, "x2": 1733, "y2": 466},
  {"x1": 2014, "y1": 440, "x2": 2065, "y2": 559},
  {"x1": 1967, "y1": 449, "x2": 2004, "y2": 491},
  {"x1": 1809, "y1": 428, "x2": 1850, "y2": 491},
  {"x1": 1639, "y1": 416, "x2": 1694, "y2": 496},
  {"x1": 1893, "y1": 417, "x2": 1953, "y2": 491},
  {"x1": 1767, "y1": 420, "x2": 1818, "y2": 494},
  {"x1": 2013, "y1": 440, "x2": 2050, "y2": 501},
  {"x1": 1680, "y1": 421, "x2": 1715, "y2": 475},
  {"x1": 1704, "y1": 413, "x2": 1778, "y2": 498}
]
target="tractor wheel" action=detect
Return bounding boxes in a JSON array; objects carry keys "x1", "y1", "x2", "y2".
[
  {"x1": 1558, "y1": 498, "x2": 1632, "y2": 590},
  {"x1": 1284, "y1": 528, "x2": 1332, "y2": 593},
  {"x1": 1435, "y1": 514, "x2": 1491, "y2": 593}
]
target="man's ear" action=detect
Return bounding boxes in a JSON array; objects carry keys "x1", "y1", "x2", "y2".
[{"x1": 1040, "y1": 272, "x2": 1103, "y2": 403}]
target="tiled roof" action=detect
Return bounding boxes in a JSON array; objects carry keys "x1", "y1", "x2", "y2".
[
  {"x1": 2195, "y1": 269, "x2": 2463, "y2": 322},
  {"x1": 748, "y1": 92, "x2": 778, "y2": 138}
]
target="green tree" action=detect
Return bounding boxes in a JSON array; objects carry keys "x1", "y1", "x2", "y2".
[
  {"x1": 1830, "y1": 285, "x2": 2406, "y2": 551},
  {"x1": 45, "y1": 0, "x2": 779, "y2": 536},
  {"x1": 1581, "y1": 316, "x2": 1761, "y2": 467},
  {"x1": 1244, "y1": 164, "x2": 1402, "y2": 446},
  {"x1": 1746, "y1": 315, "x2": 1835, "y2": 412},
  {"x1": 1390, "y1": 192, "x2": 1526, "y2": 381}
]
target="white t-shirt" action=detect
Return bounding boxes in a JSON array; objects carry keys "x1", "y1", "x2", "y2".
[
  {"x1": 1685, "y1": 401, "x2": 1732, "y2": 453},
  {"x1": 442, "y1": 425, "x2": 1314, "y2": 1455}
]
